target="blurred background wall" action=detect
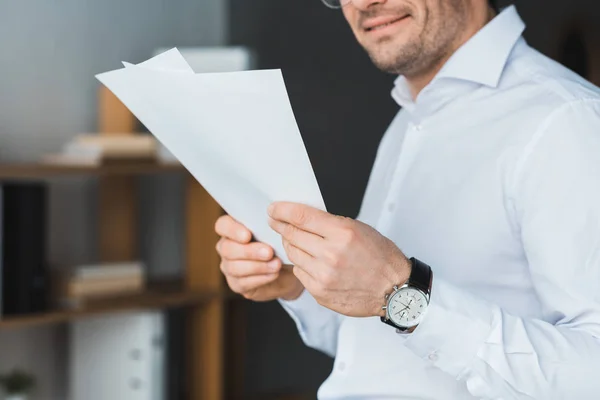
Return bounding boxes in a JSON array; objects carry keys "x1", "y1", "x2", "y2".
[{"x1": 1, "y1": 0, "x2": 600, "y2": 399}]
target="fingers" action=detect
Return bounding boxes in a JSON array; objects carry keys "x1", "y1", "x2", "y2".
[
  {"x1": 228, "y1": 267, "x2": 301, "y2": 302},
  {"x1": 216, "y1": 238, "x2": 274, "y2": 261},
  {"x1": 220, "y1": 258, "x2": 282, "y2": 277},
  {"x1": 214, "y1": 214, "x2": 252, "y2": 243},
  {"x1": 281, "y1": 239, "x2": 315, "y2": 275},
  {"x1": 225, "y1": 273, "x2": 280, "y2": 295},
  {"x1": 268, "y1": 202, "x2": 341, "y2": 238},
  {"x1": 268, "y1": 218, "x2": 323, "y2": 258},
  {"x1": 292, "y1": 265, "x2": 316, "y2": 292}
]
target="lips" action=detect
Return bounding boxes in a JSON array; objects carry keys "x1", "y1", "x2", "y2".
[{"x1": 363, "y1": 15, "x2": 408, "y2": 32}]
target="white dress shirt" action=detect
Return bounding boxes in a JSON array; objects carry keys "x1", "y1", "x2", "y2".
[{"x1": 279, "y1": 5, "x2": 600, "y2": 400}]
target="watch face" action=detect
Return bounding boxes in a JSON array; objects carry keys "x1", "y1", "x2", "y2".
[{"x1": 388, "y1": 287, "x2": 428, "y2": 328}]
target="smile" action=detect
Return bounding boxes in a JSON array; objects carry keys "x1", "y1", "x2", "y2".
[{"x1": 364, "y1": 16, "x2": 409, "y2": 32}]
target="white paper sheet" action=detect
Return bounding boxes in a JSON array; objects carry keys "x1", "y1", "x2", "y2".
[{"x1": 96, "y1": 48, "x2": 326, "y2": 264}]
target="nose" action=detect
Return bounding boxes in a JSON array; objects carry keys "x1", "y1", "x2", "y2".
[{"x1": 349, "y1": 0, "x2": 387, "y2": 10}]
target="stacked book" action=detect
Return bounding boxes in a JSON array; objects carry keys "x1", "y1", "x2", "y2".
[
  {"x1": 43, "y1": 134, "x2": 159, "y2": 166},
  {"x1": 54, "y1": 261, "x2": 146, "y2": 308}
]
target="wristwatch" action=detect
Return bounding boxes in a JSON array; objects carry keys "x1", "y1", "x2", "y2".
[{"x1": 381, "y1": 257, "x2": 433, "y2": 333}]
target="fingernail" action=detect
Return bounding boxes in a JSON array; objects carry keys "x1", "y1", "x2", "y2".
[
  {"x1": 267, "y1": 259, "x2": 280, "y2": 271},
  {"x1": 259, "y1": 247, "x2": 271, "y2": 259},
  {"x1": 239, "y1": 230, "x2": 249, "y2": 241},
  {"x1": 267, "y1": 203, "x2": 274, "y2": 216}
]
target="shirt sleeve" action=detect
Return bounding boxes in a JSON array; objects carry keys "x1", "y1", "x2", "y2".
[
  {"x1": 279, "y1": 289, "x2": 344, "y2": 358},
  {"x1": 403, "y1": 100, "x2": 600, "y2": 399}
]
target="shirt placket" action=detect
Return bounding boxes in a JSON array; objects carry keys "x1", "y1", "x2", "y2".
[{"x1": 375, "y1": 121, "x2": 425, "y2": 235}]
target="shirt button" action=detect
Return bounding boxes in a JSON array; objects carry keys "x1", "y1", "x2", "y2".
[
  {"x1": 337, "y1": 362, "x2": 346, "y2": 371},
  {"x1": 415, "y1": 124, "x2": 423, "y2": 131},
  {"x1": 428, "y1": 352, "x2": 438, "y2": 362}
]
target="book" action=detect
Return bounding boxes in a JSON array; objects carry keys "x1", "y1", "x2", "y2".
[
  {"x1": 66, "y1": 134, "x2": 157, "y2": 158},
  {"x1": 71, "y1": 261, "x2": 144, "y2": 281},
  {"x1": 52, "y1": 267, "x2": 145, "y2": 308},
  {"x1": 64, "y1": 274, "x2": 144, "y2": 298},
  {"x1": 41, "y1": 134, "x2": 158, "y2": 166}
]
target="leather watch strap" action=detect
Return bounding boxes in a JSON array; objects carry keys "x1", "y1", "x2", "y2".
[{"x1": 409, "y1": 257, "x2": 432, "y2": 294}]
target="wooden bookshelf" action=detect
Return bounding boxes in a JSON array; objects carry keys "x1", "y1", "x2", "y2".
[
  {"x1": 0, "y1": 284, "x2": 218, "y2": 330},
  {"x1": 0, "y1": 161, "x2": 184, "y2": 179},
  {"x1": 0, "y1": 86, "x2": 233, "y2": 399}
]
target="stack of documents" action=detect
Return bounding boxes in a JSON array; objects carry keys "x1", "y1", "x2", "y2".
[{"x1": 96, "y1": 49, "x2": 326, "y2": 264}]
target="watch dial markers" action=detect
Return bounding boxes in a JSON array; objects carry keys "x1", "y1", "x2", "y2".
[{"x1": 388, "y1": 288, "x2": 428, "y2": 328}]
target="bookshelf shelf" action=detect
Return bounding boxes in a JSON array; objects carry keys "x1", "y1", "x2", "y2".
[
  {"x1": 0, "y1": 283, "x2": 219, "y2": 330},
  {"x1": 0, "y1": 87, "x2": 233, "y2": 399},
  {"x1": 0, "y1": 161, "x2": 185, "y2": 179}
]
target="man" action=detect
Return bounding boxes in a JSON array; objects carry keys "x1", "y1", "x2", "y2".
[{"x1": 216, "y1": 0, "x2": 600, "y2": 398}]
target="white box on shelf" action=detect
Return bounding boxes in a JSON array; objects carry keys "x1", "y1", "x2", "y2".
[
  {"x1": 69, "y1": 311, "x2": 165, "y2": 400},
  {"x1": 152, "y1": 46, "x2": 256, "y2": 163},
  {"x1": 154, "y1": 46, "x2": 256, "y2": 73}
]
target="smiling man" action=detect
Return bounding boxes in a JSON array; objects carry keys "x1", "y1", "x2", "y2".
[{"x1": 216, "y1": 0, "x2": 600, "y2": 399}]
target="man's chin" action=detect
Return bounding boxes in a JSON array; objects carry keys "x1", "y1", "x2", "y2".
[
  {"x1": 363, "y1": 41, "x2": 421, "y2": 75},
  {"x1": 367, "y1": 52, "x2": 407, "y2": 75}
]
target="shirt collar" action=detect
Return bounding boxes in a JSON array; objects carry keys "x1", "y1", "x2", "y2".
[{"x1": 392, "y1": 5, "x2": 526, "y2": 110}]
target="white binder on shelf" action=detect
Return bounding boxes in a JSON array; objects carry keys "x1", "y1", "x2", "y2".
[{"x1": 69, "y1": 311, "x2": 165, "y2": 400}]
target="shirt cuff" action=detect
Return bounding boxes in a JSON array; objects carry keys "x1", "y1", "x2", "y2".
[
  {"x1": 278, "y1": 288, "x2": 319, "y2": 334},
  {"x1": 279, "y1": 288, "x2": 314, "y2": 312},
  {"x1": 404, "y1": 276, "x2": 496, "y2": 378}
]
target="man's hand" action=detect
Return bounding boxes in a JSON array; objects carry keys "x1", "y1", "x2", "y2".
[
  {"x1": 215, "y1": 214, "x2": 304, "y2": 302},
  {"x1": 268, "y1": 202, "x2": 411, "y2": 317}
]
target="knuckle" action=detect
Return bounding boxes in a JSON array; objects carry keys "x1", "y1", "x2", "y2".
[
  {"x1": 340, "y1": 226, "x2": 356, "y2": 247},
  {"x1": 322, "y1": 248, "x2": 339, "y2": 267},
  {"x1": 343, "y1": 226, "x2": 356, "y2": 241},
  {"x1": 215, "y1": 238, "x2": 224, "y2": 255},
  {"x1": 219, "y1": 260, "x2": 228, "y2": 274},
  {"x1": 226, "y1": 276, "x2": 241, "y2": 294},
  {"x1": 282, "y1": 239, "x2": 294, "y2": 258},
  {"x1": 242, "y1": 292, "x2": 253, "y2": 300},
  {"x1": 235, "y1": 280, "x2": 250, "y2": 294},
  {"x1": 283, "y1": 240, "x2": 300, "y2": 264},
  {"x1": 239, "y1": 244, "x2": 252, "y2": 260},
  {"x1": 242, "y1": 288, "x2": 259, "y2": 300},
  {"x1": 221, "y1": 260, "x2": 240, "y2": 277},
  {"x1": 320, "y1": 269, "x2": 336, "y2": 287},
  {"x1": 219, "y1": 240, "x2": 233, "y2": 257},
  {"x1": 282, "y1": 238, "x2": 291, "y2": 252},
  {"x1": 283, "y1": 223, "x2": 297, "y2": 240},
  {"x1": 246, "y1": 244, "x2": 263, "y2": 260},
  {"x1": 291, "y1": 206, "x2": 309, "y2": 226}
]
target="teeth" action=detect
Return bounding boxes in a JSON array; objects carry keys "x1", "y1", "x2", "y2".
[
  {"x1": 373, "y1": 22, "x2": 392, "y2": 30},
  {"x1": 369, "y1": 20, "x2": 398, "y2": 31}
]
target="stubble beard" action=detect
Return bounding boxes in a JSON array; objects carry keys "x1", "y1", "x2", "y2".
[{"x1": 361, "y1": 2, "x2": 467, "y2": 77}]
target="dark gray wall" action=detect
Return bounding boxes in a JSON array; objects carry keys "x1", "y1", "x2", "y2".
[
  {"x1": 0, "y1": 1, "x2": 226, "y2": 399},
  {"x1": 229, "y1": 0, "x2": 600, "y2": 397},
  {"x1": 230, "y1": 1, "x2": 398, "y2": 397}
]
